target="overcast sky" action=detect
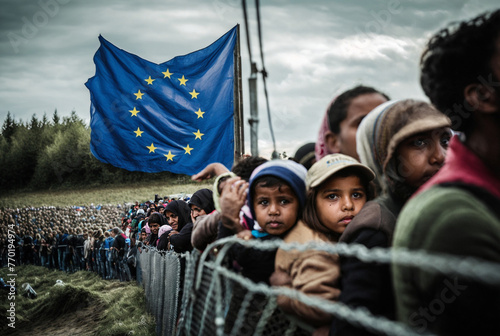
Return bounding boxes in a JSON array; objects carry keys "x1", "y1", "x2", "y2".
[{"x1": 1, "y1": 0, "x2": 499, "y2": 160}]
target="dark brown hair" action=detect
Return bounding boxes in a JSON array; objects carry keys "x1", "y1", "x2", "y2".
[{"x1": 303, "y1": 168, "x2": 375, "y2": 241}]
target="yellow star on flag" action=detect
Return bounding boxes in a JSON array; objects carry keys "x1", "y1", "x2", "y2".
[
  {"x1": 193, "y1": 129, "x2": 204, "y2": 140},
  {"x1": 147, "y1": 143, "x2": 157, "y2": 153},
  {"x1": 194, "y1": 108, "x2": 205, "y2": 118},
  {"x1": 129, "y1": 107, "x2": 140, "y2": 117},
  {"x1": 134, "y1": 90, "x2": 144, "y2": 100},
  {"x1": 134, "y1": 127, "x2": 144, "y2": 137},
  {"x1": 162, "y1": 69, "x2": 173, "y2": 78},
  {"x1": 189, "y1": 89, "x2": 199, "y2": 99},
  {"x1": 178, "y1": 75, "x2": 188, "y2": 86},
  {"x1": 145, "y1": 76, "x2": 155, "y2": 85},
  {"x1": 164, "y1": 151, "x2": 175, "y2": 161},
  {"x1": 183, "y1": 144, "x2": 193, "y2": 155}
]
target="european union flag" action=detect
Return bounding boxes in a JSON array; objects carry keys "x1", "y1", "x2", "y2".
[{"x1": 85, "y1": 26, "x2": 237, "y2": 174}]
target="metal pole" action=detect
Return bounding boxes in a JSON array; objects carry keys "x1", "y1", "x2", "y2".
[
  {"x1": 248, "y1": 63, "x2": 259, "y2": 156},
  {"x1": 233, "y1": 24, "x2": 244, "y2": 162}
]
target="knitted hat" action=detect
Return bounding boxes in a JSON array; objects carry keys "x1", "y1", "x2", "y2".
[
  {"x1": 307, "y1": 153, "x2": 375, "y2": 190},
  {"x1": 247, "y1": 160, "x2": 307, "y2": 219}
]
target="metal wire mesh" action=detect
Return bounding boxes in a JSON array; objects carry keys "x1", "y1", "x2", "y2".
[
  {"x1": 137, "y1": 237, "x2": 500, "y2": 336},
  {"x1": 174, "y1": 245, "x2": 314, "y2": 336},
  {"x1": 138, "y1": 246, "x2": 180, "y2": 336}
]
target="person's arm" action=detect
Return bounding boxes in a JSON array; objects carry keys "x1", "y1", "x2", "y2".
[
  {"x1": 275, "y1": 251, "x2": 341, "y2": 327},
  {"x1": 191, "y1": 163, "x2": 229, "y2": 182},
  {"x1": 169, "y1": 223, "x2": 194, "y2": 253},
  {"x1": 191, "y1": 212, "x2": 221, "y2": 250},
  {"x1": 220, "y1": 177, "x2": 248, "y2": 233}
]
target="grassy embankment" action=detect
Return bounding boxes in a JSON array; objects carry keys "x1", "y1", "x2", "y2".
[
  {"x1": 0, "y1": 265, "x2": 155, "y2": 336},
  {"x1": 0, "y1": 180, "x2": 213, "y2": 208}
]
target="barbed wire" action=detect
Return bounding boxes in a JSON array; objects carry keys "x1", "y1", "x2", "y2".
[
  {"x1": 139, "y1": 238, "x2": 500, "y2": 336},
  {"x1": 206, "y1": 260, "x2": 435, "y2": 336},
  {"x1": 202, "y1": 236, "x2": 500, "y2": 286}
]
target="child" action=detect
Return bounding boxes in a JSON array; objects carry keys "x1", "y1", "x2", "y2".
[
  {"x1": 220, "y1": 160, "x2": 307, "y2": 335},
  {"x1": 271, "y1": 153, "x2": 375, "y2": 328},
  {"x1": 220, "y1": 159, "x2": 308, "y2": 283},
  {"x1": 156, "y1": 224, "x2": 172, "y2": 251},
  {"x1": 191, "y1": 156, "x2": 268, "y2": 251}
]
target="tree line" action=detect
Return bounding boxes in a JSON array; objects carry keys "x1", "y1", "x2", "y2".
[{"x1": 0, "y1": 110, "x2": 180, "y2": 192}]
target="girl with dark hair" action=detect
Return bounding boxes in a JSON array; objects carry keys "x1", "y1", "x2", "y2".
[
  {"x1": 146, "y1": 212, "x2": 165, "y2": 248},
  {"x1": 271, "y1": 154, "x2": 375, "y2": 328}
]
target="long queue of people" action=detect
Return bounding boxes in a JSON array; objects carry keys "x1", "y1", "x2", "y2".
[{"x1": 0, "y1": 202, "x2": 170, "y2": 278}]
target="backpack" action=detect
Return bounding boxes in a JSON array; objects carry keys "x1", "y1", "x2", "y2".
[{"x1": 131, "y1": 218, "x2": 139, "y2": 230}]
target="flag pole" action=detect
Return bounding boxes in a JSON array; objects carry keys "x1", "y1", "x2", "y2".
[{"x1": 233, "y1": 24, "x2": 244, "y2": 162}]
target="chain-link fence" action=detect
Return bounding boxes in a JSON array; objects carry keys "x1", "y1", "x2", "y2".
[
  {"x1": 139, "y1": 247, "x2": 181, "y2": 336},
  {"x1": 137, "y1": 237, "x2": 500, "y2": 336}
]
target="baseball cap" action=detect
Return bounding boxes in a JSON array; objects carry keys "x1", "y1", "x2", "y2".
[{"x1": 307, "y1": 153, "x2": 375, "y2": 189}]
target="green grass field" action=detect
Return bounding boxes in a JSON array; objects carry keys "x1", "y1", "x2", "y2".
[{"x1": 0, "y1": 180, "x2": 213, "y2": 208}]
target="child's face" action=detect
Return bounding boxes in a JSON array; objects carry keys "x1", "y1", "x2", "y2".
[
  {"x1": 150, "y1": 222, "x2": 160, "y2": 235},
  {"x1": 315, "y1": 175, "x2": 367, "y2": 234},
  {"x1": 253, "y1": 183, "x2": 299, "y2": 236},
  {"x1": 396, "y1": 127, "x2": 451, "y2": 188}
]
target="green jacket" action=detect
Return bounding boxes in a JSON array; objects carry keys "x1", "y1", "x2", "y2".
[{"x1": 392, "y1": 185, "x2": 500, "y2": 335}]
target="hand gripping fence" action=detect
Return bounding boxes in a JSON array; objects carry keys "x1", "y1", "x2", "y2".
[{"x1": 137, "y1": 237, "x2": 500, "y2": 336}]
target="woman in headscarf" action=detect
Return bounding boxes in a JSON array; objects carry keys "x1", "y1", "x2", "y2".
[
  {"x1": 165, "y1": 200, "x2": 193, "y2": 253},
  {"x1": 188, "y1": 188, "x2": 215, "y2": 223}
]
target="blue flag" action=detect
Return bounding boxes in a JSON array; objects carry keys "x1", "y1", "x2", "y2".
[{"x1": 85, "y1": 26, "x2": 237, "y2": 174}]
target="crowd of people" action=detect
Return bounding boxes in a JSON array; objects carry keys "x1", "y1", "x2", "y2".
[
  {"x1": 1, "y1": 9, "x2": 500, "y2": 336},
  {"x1": 1, "y1": 204, "x2": 131, "y2": 279}
]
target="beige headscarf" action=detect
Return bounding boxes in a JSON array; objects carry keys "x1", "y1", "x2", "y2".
[
  {"x1": 356, "y1": 100, "x2": 399, "y2": 195},
  {"x1": 213, "y1": 172, "x2": 236, "y2": 212}
]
